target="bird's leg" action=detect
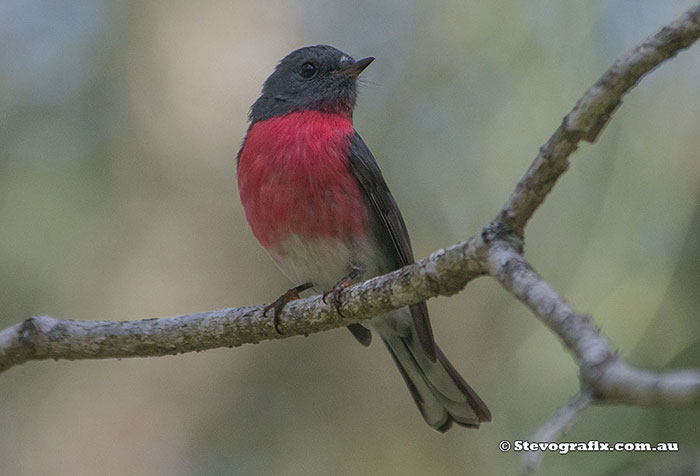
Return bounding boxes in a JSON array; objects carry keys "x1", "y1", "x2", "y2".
[
  {"x1": 323, "y1": 266, "x2": 362, "y2": 317},
  {"x1": 264, "y1": 282, "x2": 313, "y2": 334}
]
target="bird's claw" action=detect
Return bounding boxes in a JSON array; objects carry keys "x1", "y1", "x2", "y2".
[
  {"x1": 323, "y1": 276, "x2": 354, "y2": 318},
  {"x1": 264, "y1": 283, "x2": 312, "y2": 334}
]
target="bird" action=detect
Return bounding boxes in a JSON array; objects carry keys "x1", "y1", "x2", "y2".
[{"x1": 236, "y1": 45, "x2": 490, "y2": 431}]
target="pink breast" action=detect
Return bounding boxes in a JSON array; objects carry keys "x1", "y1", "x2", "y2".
[{"x1": 237, "y1": 110, "x2": 369, "y2": 249}]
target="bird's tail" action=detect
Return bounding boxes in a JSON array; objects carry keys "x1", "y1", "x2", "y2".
[{"x1": 379, "y1": 323, "x2": 491, "y2": 432}]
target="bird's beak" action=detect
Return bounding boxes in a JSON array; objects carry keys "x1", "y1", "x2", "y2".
[{"x1": 332, "y1": 57, "x2": 375, "y2": 77}]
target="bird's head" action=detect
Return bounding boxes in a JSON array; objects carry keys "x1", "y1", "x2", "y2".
[{"x1": 249, "y1": 45, "x2": 374, "y2": 123}]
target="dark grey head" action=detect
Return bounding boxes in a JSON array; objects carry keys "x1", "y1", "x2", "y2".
[{"x1": 249, "y1": 45, "x2": 374, "y2": 124}]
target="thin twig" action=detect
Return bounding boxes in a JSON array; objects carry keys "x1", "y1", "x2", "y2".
[{"x1": 522, "y1": 392, "x2": 594, "y2": 476}]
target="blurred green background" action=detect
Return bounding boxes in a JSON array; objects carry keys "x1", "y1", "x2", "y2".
[{"x1": 2, "y1": 1, "x2": 699, "y2": 475}]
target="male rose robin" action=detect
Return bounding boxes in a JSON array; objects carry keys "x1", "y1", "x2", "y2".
[{"x1": 237, "y1": 45, "x2": 490, "y2": 431}]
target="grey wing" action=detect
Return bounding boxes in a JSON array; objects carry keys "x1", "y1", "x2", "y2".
[{"x1": 347, "y1": 132, "x2": 437, "y2": 361}]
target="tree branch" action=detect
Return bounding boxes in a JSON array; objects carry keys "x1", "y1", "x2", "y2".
[
  {"x1": 497, "y1": 5, "x2": 700, "y2": 233},
  {"x1": 0, "y1": 237, "x2": 486, "y2": 373},
  {"x1": 522, "y1": 392, "x2": 594, "y2": 476},
  {"x1": 1, "y1": 9, "x2": 699, "y2": 475},
  {"x1": 485, "y1": 242, "x2": 700, "y2": 405}
]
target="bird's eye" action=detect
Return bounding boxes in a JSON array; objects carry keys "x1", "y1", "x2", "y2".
[{"x1": 299, "y1": 62, "x2": 317, "y2": 79}]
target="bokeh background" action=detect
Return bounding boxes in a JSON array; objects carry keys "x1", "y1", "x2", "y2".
[{"x1": 2, "y1": 1, "x2": 700, "y2": 475}]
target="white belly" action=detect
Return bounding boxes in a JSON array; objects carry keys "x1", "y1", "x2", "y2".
[{"x1": 267, "y1": 234, "x2": 380, "y2": 290}]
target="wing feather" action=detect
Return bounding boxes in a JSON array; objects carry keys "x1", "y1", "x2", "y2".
[{"x1": 347, "y1": 133, "x2": 437, "y2": 361}]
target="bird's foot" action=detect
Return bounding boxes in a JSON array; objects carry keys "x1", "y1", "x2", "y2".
[
  {"x1": 264, "y1": 282, "x2": 313, "y2": 334},
  {"x1": 322, "y1": 267, "x2": 362, "y2": 318}
]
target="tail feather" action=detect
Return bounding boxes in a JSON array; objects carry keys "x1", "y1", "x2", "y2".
[{"x1": 381, "y1": 330, "x2": 490, "y2": 432}]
